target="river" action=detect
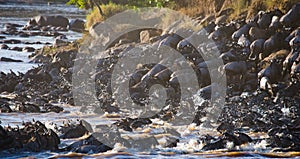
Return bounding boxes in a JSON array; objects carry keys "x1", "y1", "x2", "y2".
[{"x1": 0, "y1": 2, "x2": 83, "y2": 73}]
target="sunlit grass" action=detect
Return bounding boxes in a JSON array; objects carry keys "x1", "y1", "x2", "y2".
[
  {"x1": 84, "y1": 0, "x2": 300, "y2": 32},
  {"x1": 86, "y1": 2, "x2": 129, "y2": 29}
]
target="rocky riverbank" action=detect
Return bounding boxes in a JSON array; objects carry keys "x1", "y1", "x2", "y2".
[{"x1": 0, "y1": 2, "x2": 300, "y2": 157}]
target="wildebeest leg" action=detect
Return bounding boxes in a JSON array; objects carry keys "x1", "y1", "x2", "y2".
[
  {"x1": 282, "y1": 69, "x2": 291, "y2": 84},
  {"x1": 260, "y1": 76, "x2": 274, "y2": 96},
  {"x1": 239, "y1": 74, "x2": 246, "y2": 91}
]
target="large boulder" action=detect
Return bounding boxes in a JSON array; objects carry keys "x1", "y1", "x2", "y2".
[
  {"x1": 69, "y1": 19, "x2": 85, "y2": 32},
  {"x1": 32, "y1": 15, "x2": 69, "y2": 28}
]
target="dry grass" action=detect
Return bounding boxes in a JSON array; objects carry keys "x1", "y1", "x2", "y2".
[
  {"x1": 265, "y1": 0, "x2": 300, "y2": 12},
  {"x1": 86, "y1": 3, "x2": 128, "y2": 29},
  {"x1": 40, "y1": 39, "x2": 81, "y2": 56},
  {"x1": 176, "y1": 0, "x2": 225, "y2": 17},
  {"x1": 178, "y1": 6, "x2": 205, "y2": 18},
  {"x1": 246, "y1": 0, "x2": 267, "y2": 20},
  {"x1": 84, "y1": 0, "x2": 300, "y2": 31}
]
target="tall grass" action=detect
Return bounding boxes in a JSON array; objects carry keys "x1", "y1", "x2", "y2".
[
  {"x1": 235, "y1": 0, "x2": 249, "y2": 15},
  {"x1": 176, "y1": 0, "x2": 224, "y2": 17},
  {"x1": 86, "y1": 2, "x2": 128, "y2": 29},
  {"x1": 85, "y1": 0, "x2": 300, "y2": 30}
]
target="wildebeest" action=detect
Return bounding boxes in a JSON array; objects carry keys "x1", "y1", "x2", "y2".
[{"x1": 280, "y1": 2, "x2": 300, "y2": 27}]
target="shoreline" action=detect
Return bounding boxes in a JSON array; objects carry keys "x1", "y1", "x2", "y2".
[
  {"x1": 0, "y1": 0, "x2": 68, "y2": 4},
  {"x1": 0, "y1": 2, "x2": 85, "y2": 18}
]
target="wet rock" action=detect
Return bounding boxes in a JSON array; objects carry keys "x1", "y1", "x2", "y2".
[
  {"x1": 43, "y1": 31, "x2": 64, "y2": 37},
  {"x1": 202, "y1": 131, "x2": 252, "y2": 151},
  {"x1": 0, "y1": 57, "x2": 23, "y2": 62},
  {"x1": 0, "y1": 125, "x2": 13, "y2": 149},
  {"x1": 217, "y1": 122, "x2": 235, "y2": 133},
  {"x1": 68, "y1": 19, "x2": 85, "y2": 32},
  {"x1": 130, "y1": 135, "x2": 159, "y2": 150},
  {"x1": 268, "y1": 118, "x2": 300, "y2": 150},
  {"x1": 2, "y1": 39, "x2": 21, "y2": 44},
  {"x1": 31, "y1": 15, "x2": 69, "y2": 28},
  {"x1": 201, "y1": 136, "x2": 226, "y2": 151},
  {"x1": 140, "y1": 29, "x2": 161, "y2": 43},
  {"x1": 59, "y1": 119, "x2": 92, "y2": 139},
  {"x1": 18, "y1": 32, "x2": 30, "y2": 37},
  {"x1": 130, "y1": 118, "x2": 152, "y2": 129},
  {"x1": 0, "y1": 99, "x2": 12, "y2": 113},
  {"x1": 0, "y1": 71, "x2": 21, "y2": 93},
  {"x1": 14, "y1": 102, "x2": 40, "y2": 113},
  {"x1": 193, "y1": 100, "x2": 210, "y2": 125},
  {"x1": 164, "y1": 136, "x2": 179, "y2": 148},
  {"x1": 114, "y1": 118, "x2": 133, "y2": 132},
  {"x1": 30, "y1": 54, "x2": 51, "y2": 63},
  {"x1": 0, "y1": 120, "x2": 60, "y2": 152},
  {"x1": 0, "y1": 44, "x2": 9, "y2": 49},
  {"x1": 114, "y1": 117, "x2": 152, "y2": 132},
  {"x1": 10, "y1": 46, "x2": 23, "y2": 51},
  {"x1": 53, "y1": 38, "x2": 69, "y2": 47},
  {"x1": 25, "y1": 67, "x2": 52, "y2": 83},
  {"x1": 4, "y1": 23, "x2": 22, "y2": 28},
  {"x1": 22, "y1": 46, "x2": 35, "y2": 52},
  {"x1": 4, "y1": 24, "x2": 17, "y2": 33},
  {"x1": 276, "y1": 82, "x2": 300, "y2": 98},
  {"x1": 94, "y1": 104, "x2": 120, "y2": 114},
  {"x1": 43, "y1": 103, "x2": 63, "y2": 113},
  {"x1": 65, "y1": 132, "x2": 113, "y2": 153}
]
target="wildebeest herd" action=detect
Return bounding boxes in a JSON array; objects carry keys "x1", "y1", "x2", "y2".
[{"x1": 0, "y1": 2, "x2": 300, "y2": 156}]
